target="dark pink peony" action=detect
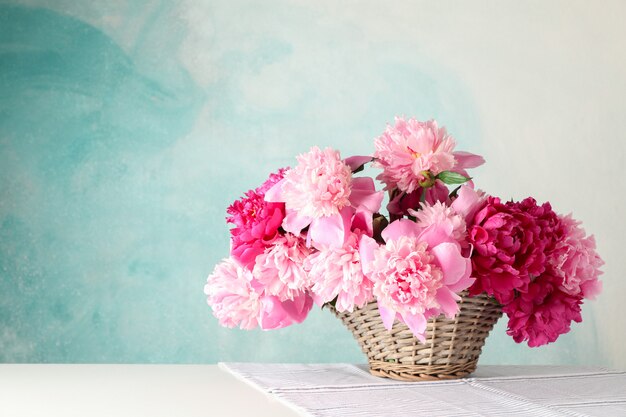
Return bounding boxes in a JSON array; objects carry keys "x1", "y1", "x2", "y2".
[
  {"x1": 468, "y1": 197, "x2": 548, "y2": 304},
  {"x1": 227, "y1": 169, "x2": 287, "y2": 269},
  {"x1": 503, "y1": 271, "x2": 582, "y2": 347}
]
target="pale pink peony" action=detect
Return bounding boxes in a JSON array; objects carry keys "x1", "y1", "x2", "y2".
[
  {"x1": 281, "y1": 146, "x2": 353, "y2": 218},
  {"x1": 204, "y1": 258, "x2": 261, "y2": 330},
  {"x1": 265, "y1": 149, "x2": 383, "y2": 248},
  {"x1": 370, "y1": 236, "x2": 444, "y2": 317},
  {"x1": 503, "y1": 271, "x2": 583, "y2": 347},
  {"x1": 227, "y1": 169, "x2": 287, "y2": 269},
  {"x1": 305, "y1": 232, "x2": 374, "y2": 312},
  {"x1": 550, "y1": 215, "x2": 604, "y2": 299},
  {"x1": 409, "y1": 201, "x2": 466, "y2": 244},
  {"x1": 360, "y1": 218, "x2": 474, "y2": 341},
  {"x1": 253, "y1": 233, "x2": 312, "y2": 301},
  {"x1": 373, "y1": 117, "x2": 484, "y2": 193}
]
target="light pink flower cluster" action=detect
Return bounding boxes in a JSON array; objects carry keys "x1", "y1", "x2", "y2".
[
  {"x1": 358, "y1": 188, "x2": 477, "y2": 341},
  {"x1": 207, "y1": 169, "x2": 314, "y2": 330},
  {"x1": 205, "y1": 116, "x2": 603, "y2": 351}
]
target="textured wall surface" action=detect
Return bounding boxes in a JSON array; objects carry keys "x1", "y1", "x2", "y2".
[{"x1": 1, "y1": 1, "x2": 624, "y2": 368}]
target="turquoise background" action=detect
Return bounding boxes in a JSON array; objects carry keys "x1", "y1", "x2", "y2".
[{"x1": 0, "y1": 1, "x2": 606, "y2": 365}]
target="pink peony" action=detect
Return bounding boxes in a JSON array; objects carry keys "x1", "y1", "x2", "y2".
[
  {"x1": 204, "y1": 258, "x2": 261, "y2": 330},
  {"x1": 550, "y1": 214, "x2": 603, "y2": 299},
  {"x1": 360, "y1": 219, "x2": 474, "y2": 341},
  {"x1": 281, "y1": 147, "x2": 353, "y2": 218},
  {"x1": 370, "y1": 236, "x2": 444, "y2": 317},
  {"x1": 265, "y1": 148, "x2": 384, "y2": 248},
  {"x1": 467, "y1": 197, "x2": 548, "y2": 304},
  {"x1": 503, "y1": 271, "x2": 582, "y2": 347},
  {"x1": 305, "y1": 232, "x2": 374, "y2": 312},
  {"x1": 253, "y1": 233, "x2": 312, "y2": 301},
  {"x1": 227, "y1": 169, "x2": 287, "y2": 269},
  {"x1": 409, "y1": 201, "x2": 466, "y2": 244},
  {"x1": 373, "y1": 117, "x2": 484, "y2": 193}
]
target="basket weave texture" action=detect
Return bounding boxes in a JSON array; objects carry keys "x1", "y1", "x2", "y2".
[{"x1": 330, "y1": 291, "x2": 502, "y2": 381}]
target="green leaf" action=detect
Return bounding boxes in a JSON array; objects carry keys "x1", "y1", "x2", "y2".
[{"x1": 436, "y1": 171, "x2": 471, "y2": 185}]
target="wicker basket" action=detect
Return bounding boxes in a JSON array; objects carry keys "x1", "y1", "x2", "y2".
[{"x1": 329, "y1": 291, "x2": 502, "y2": 381}]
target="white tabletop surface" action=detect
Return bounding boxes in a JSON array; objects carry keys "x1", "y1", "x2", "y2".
[{"x1": 0, "y1": 364, "x2": 300, "y2": 417}]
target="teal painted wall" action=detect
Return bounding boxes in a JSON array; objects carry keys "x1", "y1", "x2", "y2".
[{"x1": 0, "y1": 1, "x2": 618, "y2": 367}]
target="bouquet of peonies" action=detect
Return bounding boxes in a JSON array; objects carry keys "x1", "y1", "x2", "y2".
[{"x1": 205, "y1": 117, "x2": 603, "y2": 348}]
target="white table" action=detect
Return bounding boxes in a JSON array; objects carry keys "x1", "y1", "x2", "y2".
[
  {"x1": 2, "y1": 364, "x2": 625, "y2": 417},
  {"x1": 0, "y1": 365, "x2": 298, "y2": 417}
]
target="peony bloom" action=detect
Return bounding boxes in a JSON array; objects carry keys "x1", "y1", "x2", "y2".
[
  {"x1": 369, "y1": 236, "x2": 444, "y2": 338},
  {"x1": 204, "y1": 258, "x2": 261, "y2": 330},
  {"x1": 550, "y1": 214, "x2": 603, "y2": 299},
  {"x1": 281, "y1": 146, "x2": 353, "y2": 218},
  {"x1": 305, "y1": 232, "x2": 374, "y2": 312},
  {"x1": 409, "y1": 201, "x2": 467, "y2": 244},
  {"x1": 253, "y1": 233, "x2": 312, "y2": 301},
  {"x1": 266, "y1": 147, "x2": 383, "y2": 248},
  {"x1": 467, "y1": 197, "x2": 548, "y2": 304},
  {"x1": 503, "y1": 271, "x2": 583, "y2": 347},
  {"x1": 373, "y1": 117, "x2": 484, "y2": 193},
  {"x1": 360, "y1": 219, "x2": 474, "y2": 341},
  {"x1": 227, "y1": 169, "x2": 287, "y2": 269}
]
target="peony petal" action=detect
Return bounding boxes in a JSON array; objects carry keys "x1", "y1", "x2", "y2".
[
  {"x1": 417, "y1": 223, "x2": 455, "y2": 248},
  {"x1": 400, "y1": 312, "x2": 427, "y2": 342},
  {"x1": 351, "y1": 209, "x2": 374, "y2": 237},
  {"x1": 282, "y1": 210, "x2": 312, "y2": 235},
  {"x1": 435, "y1": 288, "x2": 461, "y2": 319},
  {"x1": 349, "y1": 177, "x2": 384, "y2": 213},
  {"x1": 450, "y1": 185, "x2": 482, "y2": 221},
  {"x1": 344, "y1": 155, "x2": 373, "y2": 171},
  {"x1": 431, "y1": 242, "x2": 467, "y2": 286},
  {"x1": 358, "y1": 234, "x2": 379, "y2": 276},
  {"x1": 259, "y1": 295, "x2": 290, "y2": 330},
  {"x1": 309, "y1": 208, "x2": 352, "y2": 249},
  {"x1": 259, "y1": 293, "x2": 313, "y2": 330},
  {"x1": 453, "y1": 151, "x2": 485, "y2": 169},
  {"x1": 281, "y1": 293, "x2": 313, "y2": 323},
  {"x1": 377, "y1": 302, "x2": 396, "y2": 330},
  {"x1": 382, "y1": 219, "x2": 421, "y2": 242},
  {"x1": 264, "y1": 178, "x2": 286, "y2": 202}
]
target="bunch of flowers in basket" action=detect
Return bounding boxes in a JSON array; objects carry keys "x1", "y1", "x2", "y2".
[{"x1": 205, "y1": 117, "x2": 603, "y2": 347}]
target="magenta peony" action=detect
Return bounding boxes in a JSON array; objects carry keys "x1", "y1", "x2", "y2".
[
  {"x1": 503, "y1": 271, "x2": 583, "y2": 347},
  {"x1": 204, "y1": 258, "x2": 261, "y2": 330},
  {"x1": 305, "y1": 232, "x2": 374, "y2": 312},
  {"x1": 253, "y1": 233, "x2": 312, "y2": 302},
  {"x1": 373, "y1": 117, "x2": 484, "y2": 193},
  {"x1": 227, "y1": 169, "x2": 287, "y2": 269},
  {"x1": 467, "y1": 197, "x2": 548, "y2": 304}
]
